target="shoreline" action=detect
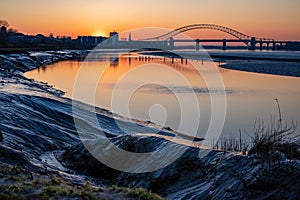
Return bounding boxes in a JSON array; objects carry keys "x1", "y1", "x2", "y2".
[
  {"x1": 3, "y1": 49, "x2": 299, "y2": 144},
  {"x1": 19, "y1": 50, "x2": 204, "y2": 142},
  {"x1": 220, "y1": 60, "x2": 300, "y2": 77},
  {"x1": 0, "y1": 50, "x2": 205, "y2": 153},
  {"x1": 140, "y1": 50, "x2": 300, "y2": 77}
]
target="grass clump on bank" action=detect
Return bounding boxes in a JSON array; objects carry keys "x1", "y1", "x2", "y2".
[
  {"x1": 248, "y1": 99, "x2": 299, "y2": 160},
  {"x1": 110, "y1": 185, "x2": 165, "y2": 200},
  {"x1": 214, "y1": 99, "x2": 299, "y2": 161},
  {"x1": 0, "y1": 160, "x2": 164, "y2": 200},
  {"x1": 247, "y1": 117, "x2": 299, "y2": 162}
]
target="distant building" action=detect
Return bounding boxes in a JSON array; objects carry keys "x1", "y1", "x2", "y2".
[
  {"x1": 109, "y1": 31, "x2": 119, "y2": 45},
  {"x1": 128, "y1": 32, "x2": 132, "y2": 41},
  {"x1": 56, "y1": 36, "x2": 72, "y2": 42},
  {"x1": 76, "y1": 31, "x2": 120, "y2": 47},
  {"x1": 0, "y1": 26, "x2": 7, "y2": 37},
  {"x1": 77, "y1": 36, "x2": 107, "y2": 45}
]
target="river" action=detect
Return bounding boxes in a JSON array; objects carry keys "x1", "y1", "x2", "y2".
[{"x1": 25, "y1": 51, "x2": 300, "y2": 145}]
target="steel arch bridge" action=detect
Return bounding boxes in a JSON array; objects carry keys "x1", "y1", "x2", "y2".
[{"x1": 140, "y1": 24, "x2": 273, "y2": 44}]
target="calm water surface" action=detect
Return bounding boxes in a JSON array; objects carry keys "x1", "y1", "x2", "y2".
[{"x1": 25, "y1": 52, "x2": 300, "y2": 143}]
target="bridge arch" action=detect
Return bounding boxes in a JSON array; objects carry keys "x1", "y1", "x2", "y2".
[{"x1": 140, "y1": 24, "x2": 273, "y2": 47}]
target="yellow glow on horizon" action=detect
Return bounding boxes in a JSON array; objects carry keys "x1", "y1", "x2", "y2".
[{"x1": 92, "y1": 30, "x2": 107, "y2": 37}]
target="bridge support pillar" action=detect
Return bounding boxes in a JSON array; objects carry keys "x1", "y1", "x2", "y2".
[
  {"x1": 259, "y1": 40, "x2": 263, "y2": 51},
  {"x1": 169, "y1": 37, "x2": 174, "y2": 50},
  {"x1": 272, "y1": 42, "x2": 276, "y2": 51},
  {"x1": 249, "y1": 37, "x2": 256, "y2": 50},
  {"x1": 222, "y1": 39, "x2": 227, "y2": 50},
  {"x1": 195, "y1": 39, "x2": 200, "y2": 51},
  {"x1": 266, "y1": 42, "x2": 270, "y2": 51}
]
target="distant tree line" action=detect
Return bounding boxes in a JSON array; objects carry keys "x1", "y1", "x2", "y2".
[{"x1": 0, "y1": 20, "x2": 97, "y2": 53}]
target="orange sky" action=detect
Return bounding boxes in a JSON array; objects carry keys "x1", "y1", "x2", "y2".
[{"x1": 1, "y1": 0, "x2": 300, "y2": 40}]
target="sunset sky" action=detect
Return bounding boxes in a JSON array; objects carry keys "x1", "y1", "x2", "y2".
[{"x1": 1, "y1": 0, "x2": 300, "y2": 40}]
